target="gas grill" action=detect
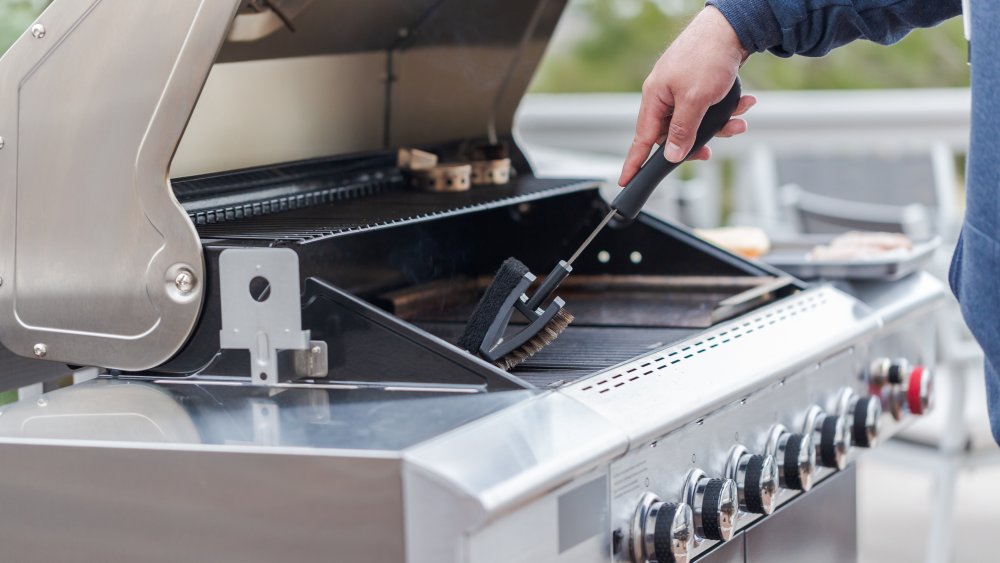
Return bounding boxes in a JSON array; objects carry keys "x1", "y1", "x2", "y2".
[{"x1": 0, "y1": 1, "x2": 945, "y2": 562}]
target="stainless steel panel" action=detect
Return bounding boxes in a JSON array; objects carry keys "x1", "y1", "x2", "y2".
[
  {"x1": 0, "y1": 0, "x2": 241, "y2": 370},
  {"x1": 563, "y1": 286, "x2": 880, "y2": 445},
  {"x1": 699, "y1": 533, "x2": 745, "y2": 563},
  {"x1": 464, "y1": 470, "x2": 612, "y2": 563},
  {"x1": 0, "y1": 379, "x2": 536, "y2": 451},
  {"x1": 0, "y1": 441, "x2": 403, "y2": 563},
  {"x1": 840, "y1": 271, "x2": 946, "y2": 327},
  {"x1": 404, "y1": 392, "x2": 628, "y2": 563},
  {"x1": 744, "y1": 466, "x2": 857, "y2": 563}
]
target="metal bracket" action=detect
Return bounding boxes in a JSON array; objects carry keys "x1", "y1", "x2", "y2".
[
  {"x1": 294, "y1": 341, "x2": 328, "y2": 379},
  {"x1": 218, "y1": 248, "x2": 310, "y2": 385}
]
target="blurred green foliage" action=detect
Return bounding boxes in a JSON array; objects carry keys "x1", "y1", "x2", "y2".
[
  {"x1": 532, "y1": 0, "x2": 970, "y2": 92},
  {"x1": 0, "y1": 1, "x2": 49, "y2": 55}
]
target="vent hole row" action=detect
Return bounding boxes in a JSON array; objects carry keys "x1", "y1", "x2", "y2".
[{"x1": 581, "y1": 294, "x2": 829, "y2": 394}]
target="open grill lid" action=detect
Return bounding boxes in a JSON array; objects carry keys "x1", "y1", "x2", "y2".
[
  {"x1": 0, "y1": 0, "x2": 570, "y2": 373},
  {"x1": 173, "y1": 0, "x2": 568, "y2": 177}
]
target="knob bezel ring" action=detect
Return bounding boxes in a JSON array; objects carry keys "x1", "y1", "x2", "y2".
[
  {"x1": 724, "y1": 445, "x2": 749, "y2": 483},
  {"x1": 836, "y1": 387, "x2": 858, "y2": 421},
  {"x1": 632, "y1": 492, "x2": 661, "y2": 563}
]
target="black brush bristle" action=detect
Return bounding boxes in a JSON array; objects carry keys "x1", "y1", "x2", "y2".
[
  {"x1": 493, "y1": 309, "x2": 574, "y2": 371},
  {"x1": 458, "y1": 258, "x2": 530, "y2": 353}
]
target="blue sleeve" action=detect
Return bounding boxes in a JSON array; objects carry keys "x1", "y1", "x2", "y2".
[{"x1": 705, "y1": 0, "x2": 963, "y2": 57}]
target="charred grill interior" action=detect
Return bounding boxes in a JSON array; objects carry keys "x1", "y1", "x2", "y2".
[{"x1": 163, "y1": 149, "x2": 800, "y2": 389}]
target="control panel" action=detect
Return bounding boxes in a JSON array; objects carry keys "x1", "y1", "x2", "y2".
[{"x1": 611, "y1": 348, "x2": 934, "y2": 563}]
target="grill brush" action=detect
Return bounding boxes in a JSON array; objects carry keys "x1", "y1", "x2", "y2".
[{"x1": 459, "y1": 77, "x2": 743, "y2": 370}]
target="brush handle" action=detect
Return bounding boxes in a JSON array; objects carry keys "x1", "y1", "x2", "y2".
[
  {"x1": 612, "y1": 76, "x2": 742, "y2": 220},
  {"x1": 525, "y1": 260, "x2": 572, "y2": 311}
]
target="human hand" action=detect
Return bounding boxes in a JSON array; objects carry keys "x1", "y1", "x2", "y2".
[{"x1": 618, "y1": 6, "x2": 755, "y2": 187}]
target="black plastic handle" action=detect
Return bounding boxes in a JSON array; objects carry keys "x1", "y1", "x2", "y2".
[{"x1": 612, "y1": 76, "x2": 743, "y2": 220}]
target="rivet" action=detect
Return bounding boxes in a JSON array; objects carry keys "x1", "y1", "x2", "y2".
[
  {"x1": 33, "y1": 343, "x2": 47, "y2": 358},
  {"x1": 0, "y1": 136, "x2": 5, "y2": 149},
  {"x1": 311, "y1": 345, "x2": 321, "y2": 355},
  {"x1": 174, "y1": 269, "x2": 195, "y2": 294},
  {"x1": 0, "y1": 276, "x2": 4, "y2": 287},
  {"x1": 36, "y1": 396, "x2": 47, "y2": 407},
  {"x1": 30, "y1": 24, "x2": 46, "y2": 39}
]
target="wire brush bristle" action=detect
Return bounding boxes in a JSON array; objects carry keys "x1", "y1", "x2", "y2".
[{"x1": 493, "y1": 308, "x2": 574, "y2": 371}]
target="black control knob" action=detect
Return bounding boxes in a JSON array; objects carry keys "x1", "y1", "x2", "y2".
[
  {"x1": 632, "y1": 493, "x2": 694, "y2": 563},
  {"x1": 870, "y1": 357, "x2": 910, "y2": 387},
  {"x1": 818, "y1": 415, "x2": 849, "y2": 470},
  {"x1": 726, "y1": 446, "x2": 779, "y2": 516},
  {"x1": 684, "y1": 472, "x2": 738, "y2": 542},
  {"x1": 652, "y1": 502, "x2": 694, "y2": 563},
  {"x1": 849, "y1": 395, "x2": 882, "y2": 448},
  {"x1": 803, "y1": 405, "x2": 851, "y2": 471},
  {"x1": 887, "y1": 358, "x2": 909, "y2": 385},
  {"x1": 739, "y1": 454, "x2": 779, "y2": 514},
  {"x1": 776, "y1": 432, "x2": 815, "y2": 491}
]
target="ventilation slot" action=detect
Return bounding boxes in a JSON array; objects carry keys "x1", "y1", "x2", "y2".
[{"x1": 580, "y1": 293, "x2": 830, "y2": 395}]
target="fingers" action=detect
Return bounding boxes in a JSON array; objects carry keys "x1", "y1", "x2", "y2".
[
  {"x1": 715, "y1": 118, "x2": 747, "y2": 138},
  {"x1": 713, "y1": 94, "x2": 755, "y2": 138},
  {"x1": 732, "y1": 94, "x2": 756, "y2": 117},
  {"x1": 688, "y1": 145, "x2": 712, "y2": 161},
  {"x1": 663, "y1": 97, "x2": 710, "y2": 163},
  {"x1": 619, "y1": 88, "x2": 673, "y2": 186}
]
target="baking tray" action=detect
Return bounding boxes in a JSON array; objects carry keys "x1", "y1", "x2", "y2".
[{"x1": 762, "y1": 235, "x2": 940, "y2": 281}]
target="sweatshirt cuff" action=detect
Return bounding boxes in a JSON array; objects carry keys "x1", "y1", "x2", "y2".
[{"x1": 705, "y1": 0, "x2": 783, "y2": 54}]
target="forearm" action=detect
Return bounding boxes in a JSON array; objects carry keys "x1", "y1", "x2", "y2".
[{"x1": 707, "y1": 0, "x2": 963, "y2": 57}]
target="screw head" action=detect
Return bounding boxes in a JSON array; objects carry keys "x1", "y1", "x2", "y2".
[
  {"x1": 30, "y1": 24, "x2": 46, "y2": 39},
  {"x1": 174, "y1": 270, "x2": 195, "y2": 294},
  {"x1": 0, "y1": 136, "x2": 5, "y2": 150},
  {"x1": 0, "y1": 276, "x2": 4, "y2": 287},
  {"x1": 33, "y1": 343, "x2": 47, "y2": 358}
]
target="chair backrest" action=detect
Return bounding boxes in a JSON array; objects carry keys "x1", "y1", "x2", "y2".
[
  {"x1": 781, "y1": 184, "x2": 933, "y2": 239},
  {"x1": 737, "y1": 144, "x2": 958, "y2": 239}
]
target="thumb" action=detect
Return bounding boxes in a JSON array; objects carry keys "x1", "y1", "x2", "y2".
[{"x1": 663, "y1": 99, "x2": 709, "y2": 163}]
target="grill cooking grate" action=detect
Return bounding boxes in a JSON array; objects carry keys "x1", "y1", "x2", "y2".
[{"x1": 418, "y1": 322, "x2": 697, "y2": 388}]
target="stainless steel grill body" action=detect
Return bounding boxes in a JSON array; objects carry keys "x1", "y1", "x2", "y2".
[
  {"x1": 0, "y1": 1, "x2": 947, "y2": 562},
  {"x1": 0, "y1": 273, "x2": 942, "y2": 562}
]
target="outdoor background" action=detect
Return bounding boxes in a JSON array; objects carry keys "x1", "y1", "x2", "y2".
[
  {"x1": 530, "y1": 0, "x2": 968, "y2": 92},
  {"x1": 1, "y1": 0, "x2": 970, "y2": 91}
]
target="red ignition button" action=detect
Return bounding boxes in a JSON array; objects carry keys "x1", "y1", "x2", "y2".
[{"x1": 907, "y1": 365, "x2": 933, "y2": 415}]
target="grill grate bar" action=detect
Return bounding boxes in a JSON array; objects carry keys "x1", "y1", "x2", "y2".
[{"x1": 418, "y1": 322, "x2": 697, "y2": 386}]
